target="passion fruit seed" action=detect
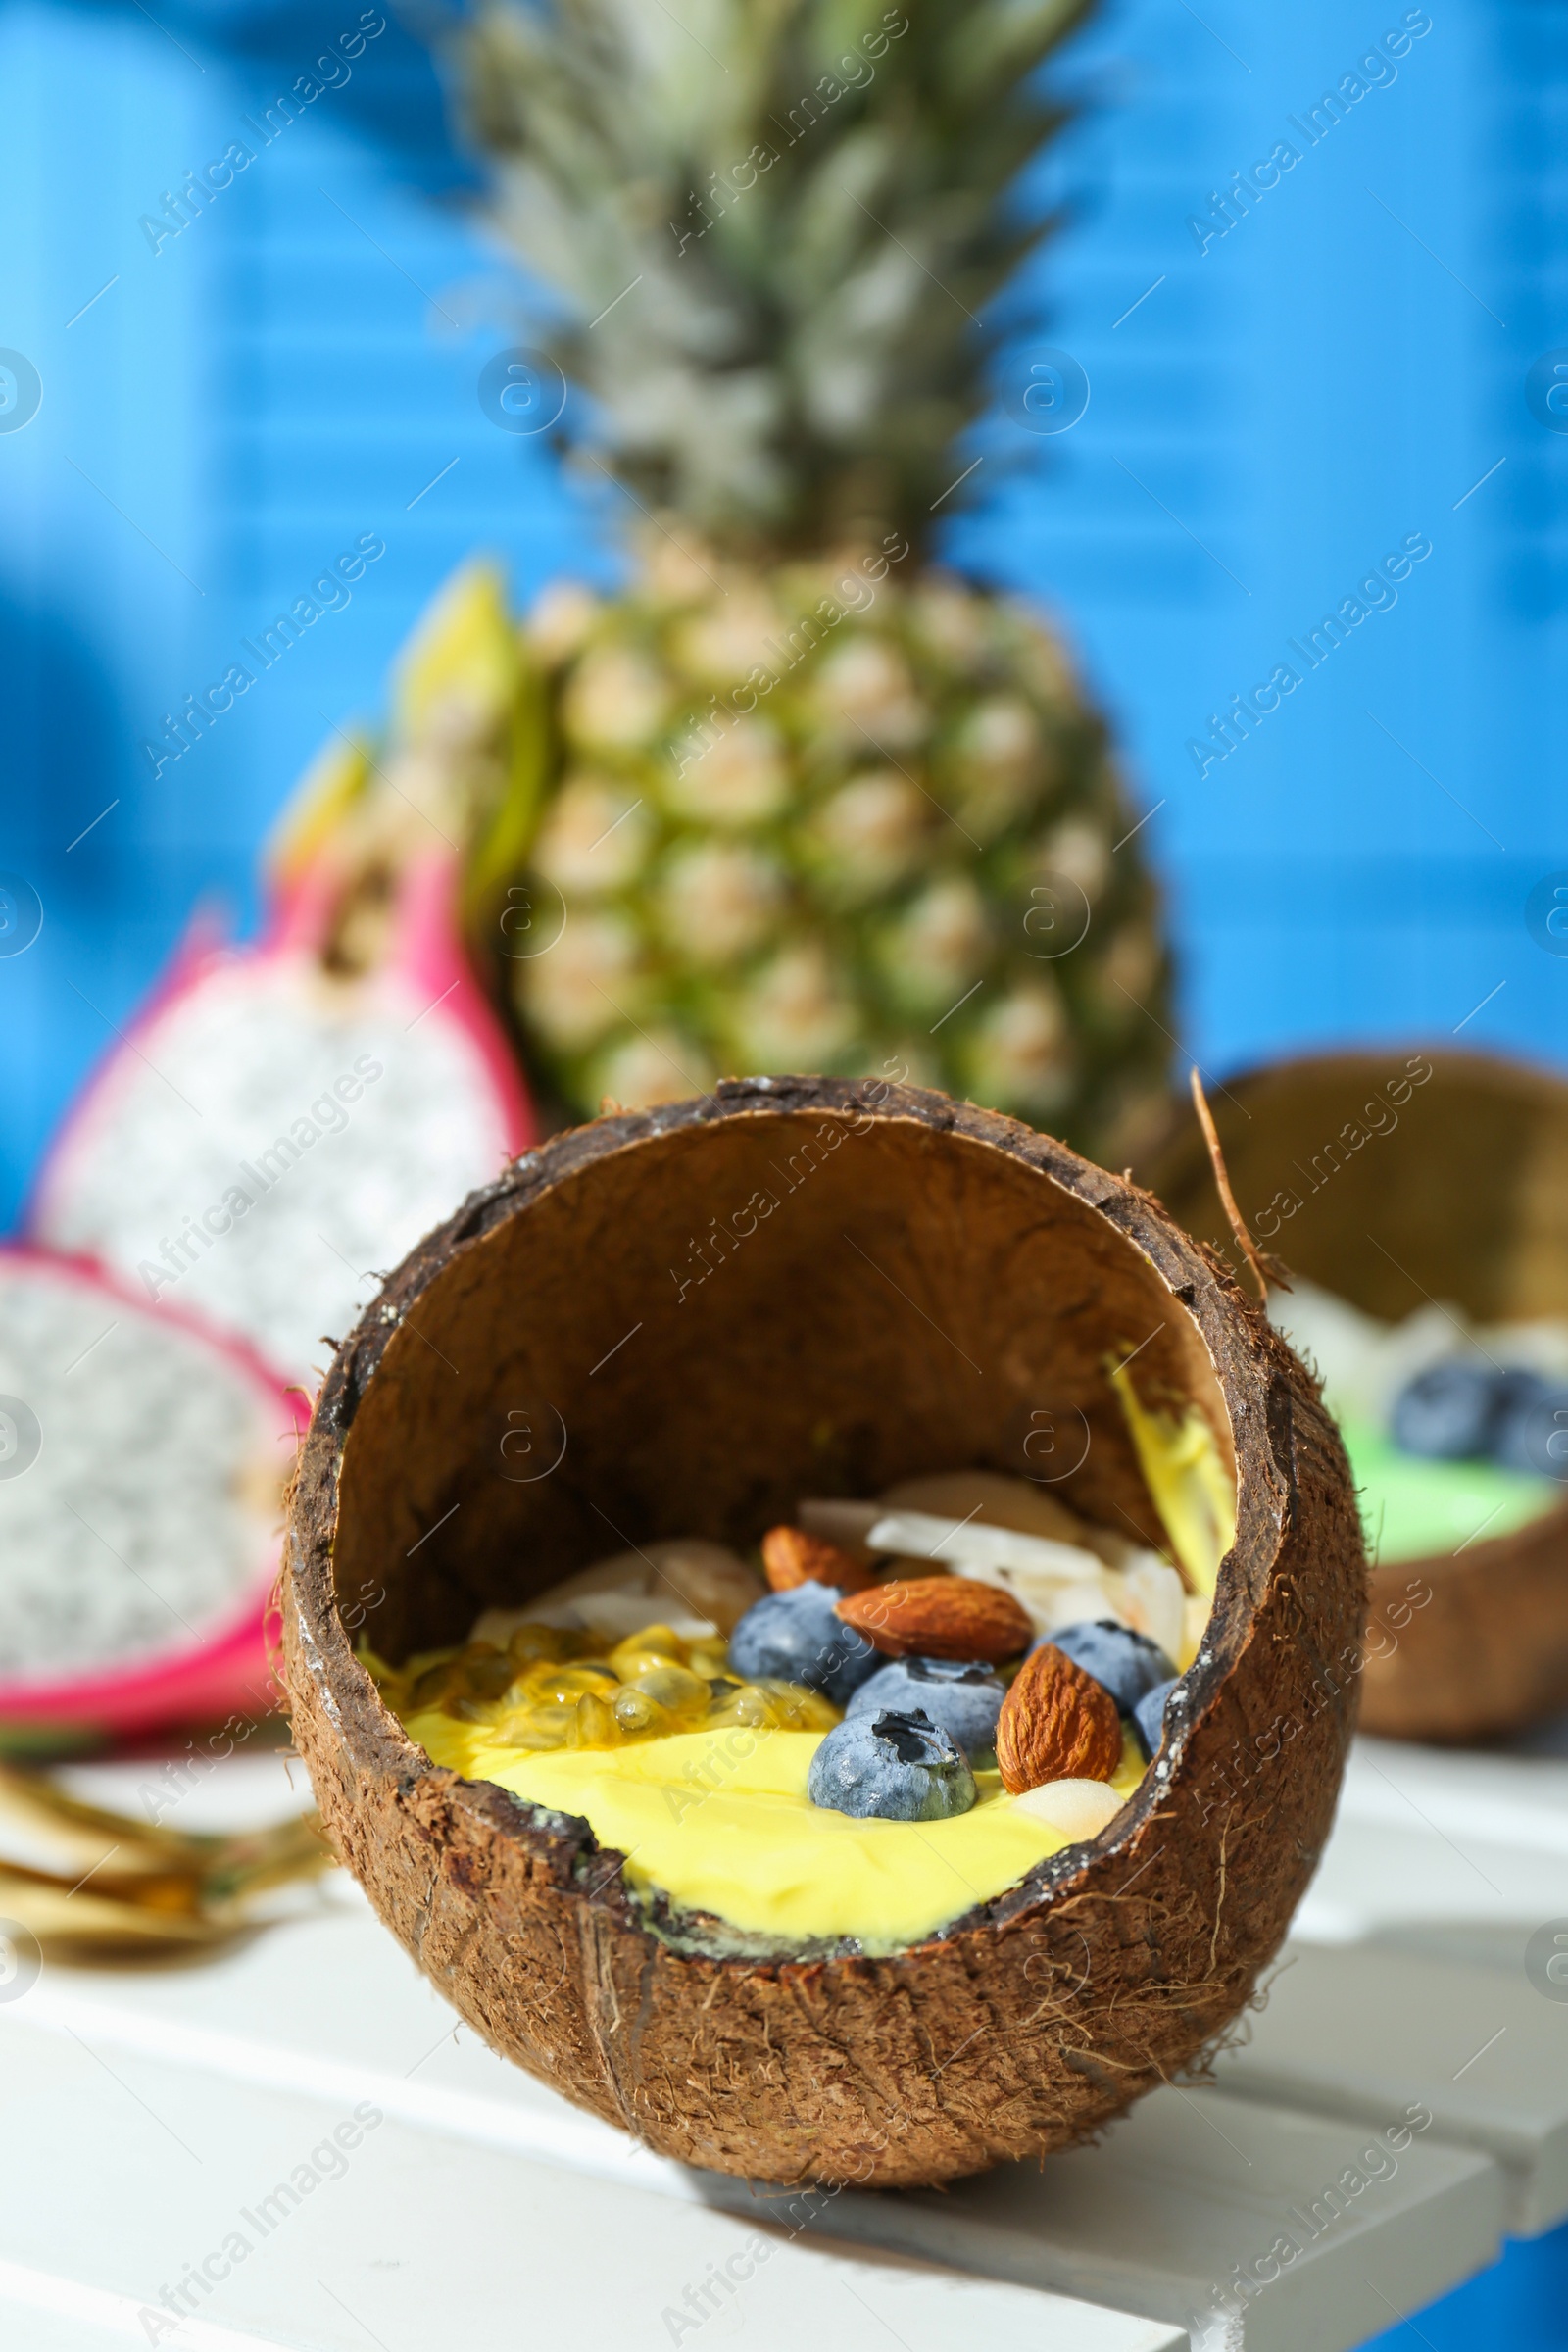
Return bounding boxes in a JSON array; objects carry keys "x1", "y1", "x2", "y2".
[
  {"x1": 376, "y1": 1530, "x2": 1188, "y2": 1788},
  {"x1": 625, "y1": 1662, "x2": 711, "y2": 1711},
  {"x1": 515, "y1": 1662, "x2": 620, "y2": 1707},
  {"x1": 612, "y1": 1686, "x2": 672, "y2": 1735},
  {"x1": 567, "y1": 1692, "x2": 621, "y2": 1747},
  {"x1": 609, "y1": 1627, "x2": 688, "y2": 1672},
  {"x1": 385, "y1": 1616, "x2": 840, "y2": 1753},
  {"x1": 507, "y1": 1625, "x2": 578, "y2": 1667}
]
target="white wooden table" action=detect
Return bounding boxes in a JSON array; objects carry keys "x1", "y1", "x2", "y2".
[{"x1": 4, "y1": 1733, "x2": 1565, "y2": 2352}]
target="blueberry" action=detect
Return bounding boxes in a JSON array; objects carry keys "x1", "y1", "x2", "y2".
[
  {"x1": 1037, "y1": 1620, "x2": 1176, "y2": 1714},
  {"x1": 1493, "y1": 1376, "x2": 1568, "y2": 1478},
  {"x1": 808, "y1": 1708, "x2": 976, "y2": 1821},
  {"x1": 847, "y1": 1657, "x2": 1005, "y2": 1757},
  {"x1": 726, "y1": 1584, "x2": 880, "y2": 1705},
  {"x1": 1390, "y1": 1361, "x2": 1498, "y2": 1460},
  {"x1": 1132, "y1": 1676, "x2": 1180, "y2": 1762}
]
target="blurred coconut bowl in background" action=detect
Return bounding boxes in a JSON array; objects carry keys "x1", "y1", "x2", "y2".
[{"x1": 1136, "y1": 1049, "x2": 1568, "y2": 1743}]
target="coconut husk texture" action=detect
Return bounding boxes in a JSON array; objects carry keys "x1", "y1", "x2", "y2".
[
  {"x1": 1137, "y1": 1048, "x2": 1568, "y2": 1744},
  {"x1": 283, "y1": 1077, "x2": 1363, "y2": 2187}
]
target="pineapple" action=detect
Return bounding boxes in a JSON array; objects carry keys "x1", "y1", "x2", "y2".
[{"x1": 453, "y1": 0, "x2": 1172, "y2": 1155}]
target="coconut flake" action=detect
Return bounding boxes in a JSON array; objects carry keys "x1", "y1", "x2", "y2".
[
  {"x1": 1034, "y1": 1581, "x2": 1128, "y2": 1636},
  {"x1": 865, "y1": 1507, "x2": 1144, "y2": 1638},
  {"x1": 866, "y1": 1509, "x2": 1106, "y2": 1582},
  {"x1": 470, "y1": 1537, "x2": 761, "y2": 1646},
  {"x1": 1108, "y1": 1554, "x2": 1187, "y2": 1662},
  {"x1": 474, "y1": 1594, "x2": 717, "y2": 1643},
  {"x1": 797, "y1": 1497, "x2": 882, "y2": 1549}
]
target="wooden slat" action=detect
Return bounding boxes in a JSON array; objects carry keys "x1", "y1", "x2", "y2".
[
  {"x1": 1294, "y1": 1737, "x2": 1568, "y2": 1950},
  {"x1": 712, "y1": 2086, "x2": 1502, "y2": 2352},
  {"x1": 5, "y1": 1888, "x2": 1502, "y2": 2352},
  {"x1": 1211, "y1": 1941, "x2": 1568, "y2": 2235},
  {"x1": 1206, "y1": 1735, "x2": 1568, "y2": 2240},
  {"x1": 0, "y1": 2016, "x2": 1185, "y2": 2352},
  {"x1": 43, "y1": 1740, "x2": 1559, "y2": 2345},
  {"x1": 1338, "y1": 1739, "x2": 1568, "y2": 1860}
]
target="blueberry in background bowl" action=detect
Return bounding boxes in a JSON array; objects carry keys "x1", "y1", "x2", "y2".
[
  {"x1": 1492, "y1": 1374, "x2": 1568, "y2": 1476},
  {"x1": 1390, "y1": 1360, "x2": 1499, "y2": 1460}
]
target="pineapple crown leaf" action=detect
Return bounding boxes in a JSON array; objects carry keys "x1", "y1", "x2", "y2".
[{"x1": 452, "y1": 0, "x2": 1097, "y2": 554}]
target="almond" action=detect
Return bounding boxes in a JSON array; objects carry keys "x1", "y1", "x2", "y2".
[
  {"x1": 761, "y1": 1525, "x2": 873, "y2": 1594},
  {"x1": 834, "y1": 1576, "x2": 1033, "y2": 1662},
  {"x1": 996, "y1": 1643, "x2": 1122, "y2": 1794}
]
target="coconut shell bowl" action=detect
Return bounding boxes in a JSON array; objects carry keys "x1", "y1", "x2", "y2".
[
  {"x1": 1139, "y1": 1049, "x2": 1568, "y2": 1745},
  {"x1": 283, "y1": 1077, "x2": 1362, "y2": 2189}
]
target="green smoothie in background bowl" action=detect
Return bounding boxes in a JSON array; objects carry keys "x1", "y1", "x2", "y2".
[{"x1": 1268, "y1": 1278, "x2": 1568, "y2": 1563}]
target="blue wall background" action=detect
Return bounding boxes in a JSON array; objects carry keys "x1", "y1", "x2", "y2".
[
  {"x1": 0, "y1": 0, "x2": 1562, "y2": 1242},
  {"x1": 0, "y1": 4, "x2": 1565, "y2": 2337}
]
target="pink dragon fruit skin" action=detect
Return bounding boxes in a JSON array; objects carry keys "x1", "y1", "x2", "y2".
[
  {"x1": 0, "y1": 1246, "x2": 309, "y2": 1740},
  {"x1": 14, "y1": 573, "x2": 539, "y2": 1737},
  {"x1": 26, "y1": 838, "x2": 534, "y2": 1389},
  {"x1": 267, "y1": 836, "x2": 532, "y2": 1135}
]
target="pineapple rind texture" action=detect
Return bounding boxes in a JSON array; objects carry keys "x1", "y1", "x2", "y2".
[
  {"x1": 442, "y1": 0, "x2": 1176, "y2": 1157},
  {"x1": 510, "y1": 546, "x2": 1170, "y2": 1160}
]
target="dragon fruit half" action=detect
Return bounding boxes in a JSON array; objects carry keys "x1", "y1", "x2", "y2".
[
  {"x1": 29, "y1": 569, "x2": 536, "y2": 1389},
  {"x1": 0, "y1": 1249, "x2": 307, "y2": 1739}
]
